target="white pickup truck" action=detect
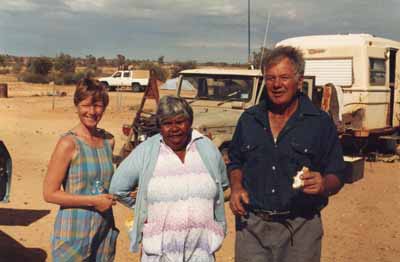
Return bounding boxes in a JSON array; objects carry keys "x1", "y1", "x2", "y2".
[{"x1": 98, "y1": 70, "x2": 149, "y2": 92}]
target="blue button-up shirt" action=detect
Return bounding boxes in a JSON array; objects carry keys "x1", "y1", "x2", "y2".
[{"x1": 228, "y1": 93, "x2": 345, "y2": 212}]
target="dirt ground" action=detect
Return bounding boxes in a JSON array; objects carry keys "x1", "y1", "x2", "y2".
[{"x1": 0, "y1": 78, "x2": 399, "y2": 262}]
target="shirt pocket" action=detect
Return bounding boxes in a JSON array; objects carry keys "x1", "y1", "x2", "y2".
[
  {"x1": 240, "y1": 144, "x2": 261, "y2": 166},
  {"x1": 289, "y1": 141, "x2": 315, "y2": 172}
]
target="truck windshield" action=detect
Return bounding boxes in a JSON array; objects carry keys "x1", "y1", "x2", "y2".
[{"x1": 178, "y1": 74, "x2": 253, "y2": 102}]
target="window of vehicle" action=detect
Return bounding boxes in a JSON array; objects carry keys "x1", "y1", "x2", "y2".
[
  {"x1": 123, "y1": 71, "x2": 130, "y2": 77},
  {"x1": 113, "y1": 72, "x2": 122, "y2": 78},
  {"x1": 178, "y1": 75, "x2": 254, "y2": 102},
  {"x1": 369, "y1": 58, "x2": 386, "y2": 85}
]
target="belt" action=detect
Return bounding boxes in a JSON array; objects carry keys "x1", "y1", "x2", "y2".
[
  {"x1": 250, "y1": 209, "x2": 296, "y2": 246},
  {"x1": 250, "y1": 209, "x2": 291, "y2": 221}
]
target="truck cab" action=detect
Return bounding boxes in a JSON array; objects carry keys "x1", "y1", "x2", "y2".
[{"x1": 116, "y1": 68, "x2": 264, "y2": 163}]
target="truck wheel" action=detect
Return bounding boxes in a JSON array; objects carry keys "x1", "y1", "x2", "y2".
[{"x1": 132, "y1": 83, "x2": 142, "y2": 92}]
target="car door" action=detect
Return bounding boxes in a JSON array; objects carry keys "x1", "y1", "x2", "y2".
[
  {"x1": 111, "y1": 71, "x2": 123, "y2": 86},
  {"x1": 0, "y1": 141, "x2": 12, "y2": 202},
  {"x1": 122, "y1": 71, "x2": 131, "y2": 86}
]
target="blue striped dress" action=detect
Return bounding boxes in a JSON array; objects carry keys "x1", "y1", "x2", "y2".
[{"x1": 51, "y1": 131, "x2": 119, "y2": 262}]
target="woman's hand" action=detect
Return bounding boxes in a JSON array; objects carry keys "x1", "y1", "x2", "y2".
[{"x1": 92, "y1": 194, "x2": 116, "y2": 212}]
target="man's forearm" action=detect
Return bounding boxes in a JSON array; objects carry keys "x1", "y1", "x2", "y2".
[
  {"x1": 229, "y1": 169, "x2": 244, "y2": 190},
  {"x1": 322, "y1": 174, "x2": 343, "y2": 197}
]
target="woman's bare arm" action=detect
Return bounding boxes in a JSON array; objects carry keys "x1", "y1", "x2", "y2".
[{"x1": 43, "y1": 136, "x2": 115, "y2": 212}]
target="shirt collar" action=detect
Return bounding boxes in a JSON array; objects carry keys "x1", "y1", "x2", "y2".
[{"x1": 191, "y1": 129, "x2": 205, "y2": 141}]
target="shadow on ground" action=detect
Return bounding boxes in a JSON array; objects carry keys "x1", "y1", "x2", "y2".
[
  {"x1": 0, "y1": 231, "x2": 47, "y2": 262},
  {"x1": 0, "y1": 208, "x2": 50, "y2": 226}
]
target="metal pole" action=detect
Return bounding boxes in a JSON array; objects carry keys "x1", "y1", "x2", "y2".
[
  {"x1": 248, "y1": 0, "x2": 251, "y2": 64},
  {"x1": 52, "y1": 82, "x2": 55, "y2": 111},
  {"x1": 117, "y1": 87, "x2": 122, "y2": 112}
]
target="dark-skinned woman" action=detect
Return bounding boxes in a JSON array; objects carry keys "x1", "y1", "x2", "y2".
[{"x1": 110, "y1": 95, "x2": 228, "y2": 262}]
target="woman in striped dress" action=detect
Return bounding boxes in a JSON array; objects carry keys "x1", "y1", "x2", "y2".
[{"x1": 43, "y1": 78, "x2": 118, "y2": 261}]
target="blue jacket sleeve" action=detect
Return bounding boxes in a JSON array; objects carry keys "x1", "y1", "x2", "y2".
[
  {"x1": 109, "y1": 147, "x2": 142, "y2": 208},
  {"x1": 198, "y1": 136, "x2": 229, "y2": 189},
  {"x1": 218, "y1": 148, "x2": 229, "y2": 189}
]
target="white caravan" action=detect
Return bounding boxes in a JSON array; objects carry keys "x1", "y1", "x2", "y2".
[{"x1": 277, "y1": 34, "x2": 400, "y2": 140}]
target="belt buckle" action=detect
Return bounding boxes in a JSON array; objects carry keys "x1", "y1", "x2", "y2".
[{"x1": 271, "y1": 210, "x2": 291, "y2": 216}]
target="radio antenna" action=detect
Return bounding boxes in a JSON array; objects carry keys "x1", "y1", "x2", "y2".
[
  {"x1": 248, "y1": 0, "x2": 251, "y2": 64},
  {"x1": 259, "y1": 10, "x2": 272, "y2": 69}
]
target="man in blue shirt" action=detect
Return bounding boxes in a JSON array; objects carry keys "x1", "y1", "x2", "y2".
[{"x1": 228, "y1": 46, "x2": 345, "y2": 262}]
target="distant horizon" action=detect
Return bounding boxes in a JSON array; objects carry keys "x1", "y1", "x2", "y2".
[
  {"x1": 1, "y1": 1, "x2": 399, "y2": 63},
  {"x1": 0, "y1": 53, "x2": 250, "y2": 65},
  {"x1": 0, "y1": 51, "x2": 256, "y2": 65}
]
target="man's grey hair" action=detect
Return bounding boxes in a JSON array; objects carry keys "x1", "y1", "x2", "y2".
[
  {"x1": 156, "y1": 95, "x2": 193, "y2": 125},
  {"x1": 261, "y1": 46, "x2": 305, "y2": 77}
]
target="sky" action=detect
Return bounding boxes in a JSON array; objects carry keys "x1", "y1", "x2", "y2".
[{"x1": 1, "y1": 0, "x2": 399, "y2": 63}]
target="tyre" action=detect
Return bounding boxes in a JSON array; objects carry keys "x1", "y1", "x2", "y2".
[{"x1": 132, "y1": 83, "x2": 142, "y2": 92}]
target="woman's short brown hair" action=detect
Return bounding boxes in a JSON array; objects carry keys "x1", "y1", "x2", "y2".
[{"x1": 73, "y1": 78, "x2": 109, "y2": 107}]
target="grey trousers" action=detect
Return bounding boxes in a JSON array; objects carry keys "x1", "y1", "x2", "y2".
[{"x1": 235, "y1": 212, "x2": 323, "y2": 262}]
